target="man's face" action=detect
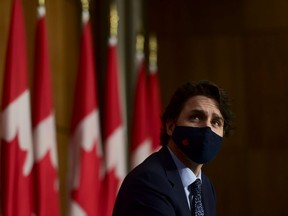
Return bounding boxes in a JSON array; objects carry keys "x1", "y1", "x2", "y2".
[{"x1": 175, "y1": 95, "x2": 224, "y2": 137}]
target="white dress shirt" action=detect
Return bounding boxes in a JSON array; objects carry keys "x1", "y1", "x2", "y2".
[{"x1": 168, "y1": 147, "x2": 202, "y2": 209}]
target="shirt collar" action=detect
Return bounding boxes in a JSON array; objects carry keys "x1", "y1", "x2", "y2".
[{"x1": 168, "y1": 146, "x2": 202, "y2": 188}]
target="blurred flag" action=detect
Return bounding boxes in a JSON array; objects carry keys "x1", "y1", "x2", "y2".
[
  {"x1": 32, "y1": 3, "x2": 60, "y2": 216},
  {"x1": 69, "y1": 6, "x2": 103, "y2": 216},
  {"x1": 0, "y1": 0, "x2": 35, "y2": 215},
  {"x1": 130, "y1": 34, "x2": 152, "y2": 169},
  {"x1": 101, "y1": 5, "x2": 127, "y2": 215},
  {"x1": 147, "y1": 35, "x2": 162, "y2": 151}
]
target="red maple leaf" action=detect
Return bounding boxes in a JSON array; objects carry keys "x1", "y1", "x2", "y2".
[
  {"x1": 71, "y1": 143, "x2": 102, "y2": 215},
  {"x1": 1, "y1": 134, "x2": 34, "y2": 215},
  {"x1": 99, "y1": 167, "x2": 121, "y2": 216},
  {"x1": 182, "y1": 139, "x2": 190, "y2": 146},
  {"x1": 34, "y1": 151, "x2": 60, "y2": 216}
]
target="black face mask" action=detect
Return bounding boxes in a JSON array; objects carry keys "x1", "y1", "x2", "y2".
[{"x1": 172, "y1": 126, "x2": 223, "y2": 164}]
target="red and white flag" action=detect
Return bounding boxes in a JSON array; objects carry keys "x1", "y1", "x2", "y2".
[
  {"x1": 147, "y1": 55, "x2": 162, "y2": 152},
  {"x1": 0, "y1": 0, "x2": 35, "y2": 215},
  {"x1": 101, "y1": 36, "x2": 127, "y2": 216},
  {"x1": 69, "y1": 9, "x2": 103, "y2": 216},
  {"x1": 32, "y1": 4, "x2": 60, "y2": 216},
  {"x1": 130, "y1": 50, "x2": 152, "y2": 169}
]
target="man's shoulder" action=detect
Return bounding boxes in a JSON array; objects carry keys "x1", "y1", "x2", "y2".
[
  {"x1": 121, "y1": 147, "x2": 173, "y2": 185},
  {"x1": 128, "y1": 148, "x2": 166, "y2": 176}
]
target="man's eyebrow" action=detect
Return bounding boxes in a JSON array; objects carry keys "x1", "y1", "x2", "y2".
[
  {"x1": 189, "y1": 109, "x2": 206, "y2": 115},
  {"x1": 189, "y1": 109, "x2": 207, "y2": 116}
]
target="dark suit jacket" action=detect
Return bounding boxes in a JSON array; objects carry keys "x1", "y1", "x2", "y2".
[{"x1": 113, "y1": 146, "x2": 216, "y2": 216}]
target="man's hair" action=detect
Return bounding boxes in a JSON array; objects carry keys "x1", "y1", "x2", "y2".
[{"x1": 160, "y1": 80, "x2": 234, "y2": 146}]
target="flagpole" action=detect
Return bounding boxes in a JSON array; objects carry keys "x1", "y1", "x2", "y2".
[
  {"x1": 149, "y1": 34, "x2": 158, "y2": 71},
  {"x1": 81, "y1": 0, "x2": 90, "y2": 25},
  {"x1": 81, "y1": 0, "x2": 89, "y2": 12},
  {"x1": 136, "y1": 33, "x2": 144, "y2": 67},
  {"x1": 136, "y1": 33, "x2": 144, "y2": 54},
  {"x1": 147, "y1": 34, "x2": 162, "y2": 152},
  {"x1": 110, "y1": 3, "x2": 118, "y2": 38},
  {"x1": 38, "y1": 0, "x2": 45, "y2": 6}
]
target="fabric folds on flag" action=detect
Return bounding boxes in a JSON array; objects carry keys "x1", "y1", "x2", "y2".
[
  {"x1": 0, "y1": 0, "x2": 35, "y2": 215},
  {"x1": 147, "y1": 61, "x2": 162, "y2": 151},
  {"x1": 69, "y1": 10, "x2": 103, "y2": 216},
  {"x1": 32, "y1": 5, "x2": 60, "y2": 216},
  {"x1": 130, "y1": 52, "x2": 152, "y2": 169},
  {"x1": 101, "y1": 36, "x2": 127, "y2": 216}
]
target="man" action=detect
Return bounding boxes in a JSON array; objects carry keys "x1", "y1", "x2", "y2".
[{"x1": 113, "y1": 81, "x2": 233, "y2": 216}]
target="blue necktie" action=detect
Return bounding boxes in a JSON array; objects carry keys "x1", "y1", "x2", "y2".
[{"x1": 190, "y1": 179, "x2": 204, "y2": 216}]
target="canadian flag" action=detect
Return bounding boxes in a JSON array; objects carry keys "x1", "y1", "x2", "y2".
[
  {"x1": 32, "y1": 4, "x2": 60, "y2": 216},
  {"x1": 130, "y1": 50, "x2": 152, "y2": 169},
  {"x1": 69, "y1": 9, "x2": 103, "y2": 216},
  {"x1": 101, "y1": 36, "x2": 127, "y2": 216},
  {"x1": 0, "y1": 0, "x2": 35, "y2": 215},
  {"x1": 147, "y1": 54, "x2": 162, "y2": 152}
]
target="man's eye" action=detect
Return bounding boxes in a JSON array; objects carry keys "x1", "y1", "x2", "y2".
[
  {"x1": 212, "y1": 120, "x2": 222, "y2": 127},
  {"x1": 190, "y1": 115, "x2": 200, "y2": 122}
]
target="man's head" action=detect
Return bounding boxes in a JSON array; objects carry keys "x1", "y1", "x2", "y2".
[{"x1": 160, "y1": 80, "x2": 233, "y2": 146}]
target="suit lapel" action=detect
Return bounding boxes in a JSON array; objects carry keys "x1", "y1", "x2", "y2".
[
  {"x1": 201, "y1": 173, "x2": 215, "y2": 216},
  {"x1": 158, "y1": 147, "x2": 191, "y2": 215}
]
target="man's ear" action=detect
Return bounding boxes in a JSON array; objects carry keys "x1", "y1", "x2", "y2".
[{"x1": 166, "y1": 119, "x2": 175, "y2": 136}]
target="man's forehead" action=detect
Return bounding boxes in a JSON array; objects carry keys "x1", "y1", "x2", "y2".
[
  {"x1": 183, "y1": 96, "x2": 222, "y2": 116},
  {"x1": 185, "y1": 95, "x2": 219, "y2": 106}
]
